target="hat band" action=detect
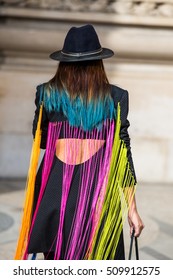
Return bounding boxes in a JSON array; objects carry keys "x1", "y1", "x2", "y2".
[{"x1": 61, "y1": 48, "x2": 102, "y2": 57}]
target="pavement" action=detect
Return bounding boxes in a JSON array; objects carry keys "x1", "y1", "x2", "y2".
[{"x1": 0, "y1": 178, "x2": 173, "y2": 260}]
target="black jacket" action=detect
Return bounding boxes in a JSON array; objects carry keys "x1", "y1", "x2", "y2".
[{"x1": 32, "y1": 84, "x2": 137, "y2": 184}]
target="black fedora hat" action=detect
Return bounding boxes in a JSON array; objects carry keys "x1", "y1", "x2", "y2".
[{"x1": 49, "y1": 24, "x2": 114, "y2": 62}]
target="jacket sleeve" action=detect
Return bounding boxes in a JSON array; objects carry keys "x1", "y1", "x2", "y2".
[
  {"x1": 119, "y1": 90, "x2": 137, "y2": 184},
  {"x1": 32, "y1": 85, "x2": 49, "y2": 149}
]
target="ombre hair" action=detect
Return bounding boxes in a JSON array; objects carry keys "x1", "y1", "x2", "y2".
[
  {"x1": 43, "y1": 60, "x2": 115, "y2": 131},
  {"x1": 49, "y1": 60, "x2": 111, "y2": 103}
]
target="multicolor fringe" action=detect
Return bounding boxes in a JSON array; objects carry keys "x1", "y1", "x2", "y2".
[
  {"x1": 14, "y1": 103, "x2": 136, "y2": 260},
  {"x1": 85, "y1": 103, "x2": 136, "y2": 259}
]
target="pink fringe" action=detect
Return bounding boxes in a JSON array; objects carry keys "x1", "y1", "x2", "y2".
[
  {"x1": 23, "y1": 122, "x2": 62, "y2": 259},
  {"x1": 25, "y1": 119, "x2": 115, "y2": 259}
]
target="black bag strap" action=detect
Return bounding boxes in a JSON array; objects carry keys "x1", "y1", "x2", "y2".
[{"x1": 128, "y1": 228, "x2": 139, "y2": 260}]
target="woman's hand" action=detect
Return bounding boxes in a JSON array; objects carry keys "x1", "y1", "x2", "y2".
[{"x1": 128, "y1": 209, "x2": 144, "y2": 237}]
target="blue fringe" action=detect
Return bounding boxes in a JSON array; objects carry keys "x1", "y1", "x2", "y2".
[{"x1": 40, "y1": 84, "x2": 116, "y2": 131}]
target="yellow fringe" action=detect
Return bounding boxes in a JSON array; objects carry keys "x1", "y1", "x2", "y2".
[
  {"x1": 85, "y1": 103, "x2": 136, "y2": 259},
  {"x1": 14, "y1": 104, "x2": 43, "y2": 260}
]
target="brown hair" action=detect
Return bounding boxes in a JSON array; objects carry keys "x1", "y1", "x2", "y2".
[{"x1": 48, "y1": 60, "x2": 111, "y2": 104}]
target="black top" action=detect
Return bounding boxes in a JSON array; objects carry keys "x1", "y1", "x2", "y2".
[{"x1": 32, "y1": 84, "x2": 137, "y2": 184}]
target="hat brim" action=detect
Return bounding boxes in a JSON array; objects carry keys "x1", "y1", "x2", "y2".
[{"x1": 49, "y1": 48, "x2": 114, "y2": 62}]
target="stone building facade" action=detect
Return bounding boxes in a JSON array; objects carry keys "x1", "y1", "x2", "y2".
[{"x1": 0, "y1": 0, "x2": 173, "y2": 183}]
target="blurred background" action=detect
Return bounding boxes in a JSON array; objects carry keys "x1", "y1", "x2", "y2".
[{"x1": 0, "y1": 0, "x2": 173, "y2": 259}]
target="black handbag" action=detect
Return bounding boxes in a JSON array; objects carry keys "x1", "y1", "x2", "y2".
[{"x1": 128, "y1": 229, "x2": 139, "y2": 260}]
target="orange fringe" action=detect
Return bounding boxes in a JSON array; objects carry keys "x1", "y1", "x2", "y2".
[{"x1": 14, "y1": 104, "x2": 43, "y2": 260}]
